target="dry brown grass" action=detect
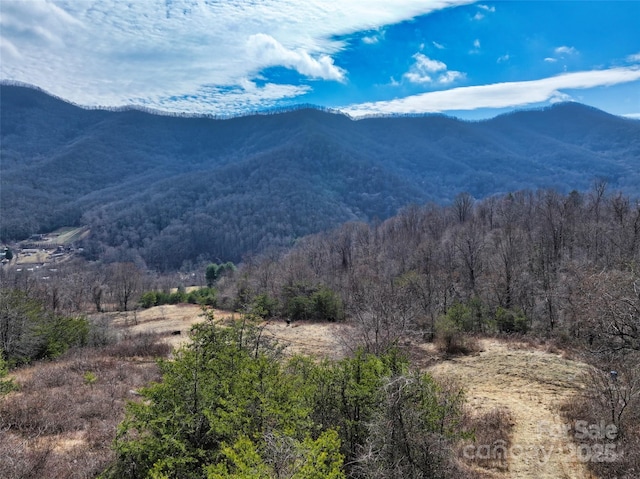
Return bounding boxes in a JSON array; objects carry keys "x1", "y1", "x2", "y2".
[
  {"x1": 259, "y1": 319, "x2": 351, "y2": 358},
  {"x1": 2, "y1": 303, "x2": 601, "y2": 479},
  {"x1": 100, "y1": 305, "x2": 599, "y2": 479},
  {"x1": 105, "y1": 304, "x2": 231, "y2": 349},
  {"x1": 0, "y1": 338, "x2": 167, "y2": 479},
  {"x1": 99, "y1": 306, "x2": 599, "y2": 478},
  {"x1": 429, "y1": 339, "x2": 594, "y2": 479},
  {"x1": 105, "y1": 305, "x2": 349, "y2": 357},
  {"x1": 459, "y1": 407, "x2": 515, "y2": 474},
  {"x1": 15, "y1": 250, "x2": 51, "y2": 265}
]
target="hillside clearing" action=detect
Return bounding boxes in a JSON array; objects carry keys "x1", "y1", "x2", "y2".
[
  {"x1": 428, "y1": 340, "x2": 594, "y2": 479},
  {"x1": 105, "y1": 305, "x2": 594, "y2": 478},
  {"x1": 106, "y1": 304, "x2": 349, "y2": 354}
]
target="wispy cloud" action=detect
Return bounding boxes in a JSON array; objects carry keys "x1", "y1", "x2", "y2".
[
  {"x1": 473, "y1": 4, "x2": 495, "y2": 20},
  {"x1": 554, "y1": 45, "x2": 578, "y2": 56},
  {"x1": 627, "y1": 52, "x2": 640, "y2": 63},
  {"x1": 150, "y1": 82, "x2": 311, "y2": 117},
  {"x1": 341, "y1": 66, "x2": 640, "y2": 117},
  {"x1": 403, "y1": 53, "x2": 464, "y2": 85},
  {"x1": 544, "y1": 45, "x2": 579, "y2": 65},
  {"x1": 0, "y1": 38, "x2": 21, "y2": 60},
  {"x1": 0, "y1": 0, "x2": 476, "y2": 113},
  {"x1": 362, "y1": 29, "x2": 386, "y2": 45},
  {"x1": 438, "y1": 71, "x2": 465, "y2": 84},
  {"x1": 469, "y1": 38, "x2": 481, "y2": 54}
]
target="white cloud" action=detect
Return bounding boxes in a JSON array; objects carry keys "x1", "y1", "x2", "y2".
[
  {"x1": 341, "y1": 66, "x2": 640, "y2": 117},
  {"x1": 0, "y1": 0, "x2": 83, "y2": 49},
  {"x1": 0, "y1": 0, "x2": 476, "y2": 113},
  {"x1": 150, "y1": 82, "x2": 311, "y2": 117},
  {"x1": 497, "y1": 54, "x2": 510, "y2": 63},
  {"x1": 0, "y1": 38, "x2": 21, "y2": 59},
  {"x1": 473, "y1": 4, "x2": 494, "y2": 20},
  {"x1": 555, "y1": 45, "x2": 578, "y2": 56},
  {"x1": 433, "y1": 41, "x2": 445, "y2": 50},
  {"x1": 247, "y1": 33, "x2": 345, "y2": 81},
  {"x1": 627, "y1": 52, "x2": 640, "y2": 63},
  {"x1": 403, "y1": 53, "x2": 464, "y2": 85},
  {"x1": 469, "y1": 38, "x2": 481, "y2": 54},
  {"x1": 413, "y1": 54, "x2": 447, "y2": 72},
  {"x1": 362, "y1": 29, "x2": 385, "y2": 45},
  {"x1": 438, "y1": 71, "x2": 465, "y2": 84},
  {"x1": 544, "y1": 57, "x2": 558, "y2": 63}
]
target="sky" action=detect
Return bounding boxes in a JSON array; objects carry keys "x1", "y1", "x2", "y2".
[{"x1": 1, "y1": 0, "x2": 639, "y2": 120}]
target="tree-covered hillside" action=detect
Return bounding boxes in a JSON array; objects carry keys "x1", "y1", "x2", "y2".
[{"x1": 2, "y1": 83, "x2": 639, "y2": 270}]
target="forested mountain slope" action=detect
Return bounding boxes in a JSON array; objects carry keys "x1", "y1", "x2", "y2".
[{"x1": 1, "y1": 83, "x2": 639, "y2": 270}]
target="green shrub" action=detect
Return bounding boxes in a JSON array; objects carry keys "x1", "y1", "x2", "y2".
[
  {"x1": 283, "y1": 283, "x2": 343, "y2": 322},
  {"x1": 0, "y1": 289, "x2": 89, "y2": 363},
  {"x1": 495, "y1": 307, "x2": 528, "y2": 334},
  {"x1": 251, "y1": 293, "x2": 279, "y2": 318},
  {"x1": 39, "y1": 315, "x2": 89, "y2": 358},
  {"x1": 187, "y1": 287, "x2": 217, "y2": 307},
  {"x1": 0, "y1": 350, "x2": 17, "y2": 395},
  {"x1": 139, "y1": 291, "x2": 158, "y2": 308},
  {"x1": 139, "y1": 287, "x2": 217, "y2": 308},
  {"x1": 435, "y1": 315, "x2": 479, "y2": 356},
  {"x1": 310, "y1": 287, "x2": 344, "y2": 322}
]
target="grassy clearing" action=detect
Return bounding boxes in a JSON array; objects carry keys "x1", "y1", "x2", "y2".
[
  {"x1": 15, "y1": 250, "x2": 51, "y2": 265},
  {"x1": 104, "y1": 305, "x2": 349, "y2": 357},
  {"x1": 2, "y1": 303, "x2": 598, "y2": 478},
  {"x1": 428, "y1": 339, "x2": 593, "y2": 479},
  {"x1": 49, "y1": 226, "x2": 90, "y2": 245},
  {"x1": 106, "y1": 305, "x2": 598, "y2": 478}
]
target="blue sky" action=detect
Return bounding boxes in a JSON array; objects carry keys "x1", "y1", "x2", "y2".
[{"x1": 1, "y1": 0, "x2": 639, "y2": 119}]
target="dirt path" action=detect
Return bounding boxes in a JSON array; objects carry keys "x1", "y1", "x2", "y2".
[{"x1": 429, "y1": 340, "x2": 595, "y2": 479}]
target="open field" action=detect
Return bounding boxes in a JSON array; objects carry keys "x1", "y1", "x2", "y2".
[
  {"x1": 15, "y1": 250, "x2": 51, "y2": 265},
  {"x1": 2, "y1": 304, "x2": 595, "y2": 478},
  {"x1": 49, "y1": 226, "x2": 90, "y2": 245},
  {"x1": 105, "y1": 304, "x2": 594, "y2": 478},
  {"x1": 106, "y1": 304, "x2": 349, "y2": 354},
  {"x1": 429, "y1": 340, "x2": 593, "y2": 479}
]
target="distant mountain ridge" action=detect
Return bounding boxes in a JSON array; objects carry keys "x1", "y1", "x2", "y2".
[{"x1": 1, "y1": 83, "x2": 639, "y2": 270}]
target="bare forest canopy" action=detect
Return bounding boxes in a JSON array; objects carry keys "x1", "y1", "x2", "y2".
[
  {"x1": 2, "y1": 83, "x2": 639, "y2": 271},
  {"x1": 227, "y1": 188, "x2": 640, "y2": 349}
]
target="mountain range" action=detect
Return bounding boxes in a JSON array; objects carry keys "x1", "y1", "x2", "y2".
[{"x1": 1, "y1": 83, "x2": 639, "y2": 270}]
